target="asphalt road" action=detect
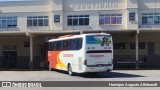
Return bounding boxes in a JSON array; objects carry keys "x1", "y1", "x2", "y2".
[
  {"x1": 0, "y1": 70, "x2": 160, "y2": 90},
  {"x1": 0, "y1": 70, "x2": 159, "y2": 81}
]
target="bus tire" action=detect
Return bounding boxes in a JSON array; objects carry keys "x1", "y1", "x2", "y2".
[{"x1": 68, "y1": 64, "x2": 74, "y2": 76}]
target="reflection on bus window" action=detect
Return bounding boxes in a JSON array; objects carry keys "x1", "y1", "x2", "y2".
[{"x1": 48, "y1": 38, "x2": 82, "y2": 51}]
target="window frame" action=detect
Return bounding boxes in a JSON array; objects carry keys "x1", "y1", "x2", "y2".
[
  {"x1": 99, "y1": 14, "x2": 122, "y2": 25},
  {"x1": 113, "y1": 43, "x2": 125, "y2": 49},
  {"x1": 27, "y1": 16, "x2": 49, "y2": 27},
  {"x1": 129, "y1": 12, "x2": 136, "y2": 21},
  {"x1": 142, "y1": 13, "x2": 160, "y2": 25},
  {"x1": 0, "y1": 16, "x2": 17, "y2": 28},
  {"x1": 67, "y1": 15, "x2": 89, "y2": 26},
  {"x1": 129, "y1": 42, "x2": 146, "y2": 49},
  {"x1": 54, "y1": 15, "x2": 60, "y2": 23}
]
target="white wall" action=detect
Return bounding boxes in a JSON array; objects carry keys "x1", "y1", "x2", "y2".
[
  {"x1": 138, "y1": 0, "x2": 160, "y2": 28},
  {"x1": 0, "y1": 12, "x2": 50, "y2": 31},
  {"x1": 125, "y1": 0, "x2": 139, "y2": 29},
  {"x1": 138, "y1": 0, "x2": 160, "y2": 9},
  {"x1": 0, "y1": 0, "x2": 51, "y2": 31},
  {"x1": 51, "y1": 0, "x2": 63, "y2": 11},
  {"x1": 2, "y1": 0, "x2": 160, "y2": 31},
  {"x1": 49, "y1": 0, "x2": 64, "y2": 30},
  {"x1": 63, "y1": 10, "x2": 127, "y2": 30},
  {"x1": 0, "y1": 0, "x2": 142, "y2": 31},
  {"x1": 51, "y1": 11, "x2": 63, "y2": 30},
  {"x1": 0, "y1": 37, "x2": 30, "y2": 56},
  {"x1": 126, "y1": 9, "x2": 138, "y2": 29},
  {"x1": 63, "y1": 0, "x2": 127, "y2": 11},
  {"x1": 127, "y1": 0, "x2": 138, "y2": 8},
  {"x1": 0, "y1": 0, "x2": 50, "y2": 13},
  {"x1": 61, "y1": 0, "x2": 128, "y2": 30}
]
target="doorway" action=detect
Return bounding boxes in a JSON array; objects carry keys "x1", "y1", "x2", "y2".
[{"x1": 3, "y1": 51, "x2": 17, "y2": 68}]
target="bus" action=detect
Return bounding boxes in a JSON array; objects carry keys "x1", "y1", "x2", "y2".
[{"x1": 46, "y1": 33, "x2": 113, "y2": 76}]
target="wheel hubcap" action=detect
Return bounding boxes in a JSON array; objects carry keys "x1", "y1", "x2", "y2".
[{"x1": 69, "y1": 66, "x2": 72, "y2": 75}]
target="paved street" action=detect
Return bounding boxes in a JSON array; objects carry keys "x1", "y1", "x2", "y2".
[
  {"x1": 0, "y1": 70, "x2": 160, "y2": 90},
  {"x1": 0, "y1": 70, "x2": 159, "y2": 81}
]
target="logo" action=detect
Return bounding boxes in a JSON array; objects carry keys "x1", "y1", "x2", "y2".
[
  {"x1": 1, "y1": 82, "x2": 42, "y2": 87},
  {"x1": 89, "y1": 55, "x2": 104, "y2": 58},
  {"x1": 2, "y1": 82, "x2": 11, "y2": 87},
  {"x1": 63, "y1": 53, "x2": 73, "y2": 57}
]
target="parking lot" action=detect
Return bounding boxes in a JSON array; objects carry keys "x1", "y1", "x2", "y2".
[{"x1": 0, "y1": 70, "x2": 159, "y2": 81}]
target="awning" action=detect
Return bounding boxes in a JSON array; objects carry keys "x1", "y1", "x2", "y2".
[
  {"x1": 139, "y1": 29, "x2": 160, "y2": 34},
  {"x1": 2, "y1": 29, "x2": 160, "y2": 37},
  {"x1": 0, "y1": 31, "x2": 26, "y2": 37}
]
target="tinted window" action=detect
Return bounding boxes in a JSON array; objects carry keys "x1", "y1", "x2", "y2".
[{"x1": 48, "y1": 38, "x2": 82, "y2": 51}]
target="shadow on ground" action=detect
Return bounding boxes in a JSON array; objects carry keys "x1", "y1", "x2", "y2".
[
  {"x1": 79, "y1": 72, "x2": 145, "y2": 78},
  {"x1": 52, "y1": 70, "x2": 145, "y2": 78}
]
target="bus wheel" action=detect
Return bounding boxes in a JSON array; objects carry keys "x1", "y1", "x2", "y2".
[{"x1": 68, "y1": 64, "x2": 74, "y2": 76}]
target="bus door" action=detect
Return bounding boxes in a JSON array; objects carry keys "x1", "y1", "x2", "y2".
[{"x1": 3, "y1": 51, "x2": 17, "y2": 68}]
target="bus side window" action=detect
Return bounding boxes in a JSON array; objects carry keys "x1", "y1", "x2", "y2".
[
  {"x1": 58, "y1": 41, "x2": 61, "y2": 50},
  {"x1": 70, "y1": 39, "x2": 73, "y2": 50},
  {"x1": 53, "y1": 42, "x2": 56, "y2": 50},
  {"x1": 61, "y1": 41, "x2": 64, "y2": 50},
  {"x1": 47, "y1": 42, "x2": 49, "y2": 51},
  {"x1": 75, "y1": 39, "x2": 78, "y2": 50},
  {"x1": 51, "y1": 42, "x2": 54, "y2": 51},
  {"x1": 61, "y1": 41, "x2": 67, "y2": 50},
  {"x1": 49, "y1": 42, "x2": 51, "y2": 50},
  {"x1": 66, "y1": 40, "x2": 70, "y2": 50},
  {"x1": 77, "y1": 38, "x2": 82, "y2": 50},
  {"x1": 54, "y1": 41, "x2": 57, "y2": 50},
  {"x1": 72, "y1": 39, "x2": 77, "y2": 50},
  {"x1": 55, "y1": 41, "x2": 60, "y2": 50}
]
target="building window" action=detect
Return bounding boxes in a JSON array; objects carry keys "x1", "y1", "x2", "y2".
[
  {"x1": 54, "y1": 15, "x2": 60, "y2": 23},
  {"x1": 129, "y1": 12, "x2": 136, "y2": 21},
  {"x1": 67, "y1": 15, "x2": 89, "y2": 26},
  {"x1": 24, "y1": 41, "x2": 30, "y2": 47},
  {"x1": 139, "y1": 42, "x2": 145, "y2": 49},
  {"x1": 27, "y1": 16, "x2": 48, "y2": 26},
  {"x1": 130, "y1": 42, "x2": 135, "y2": 49},
  {"x1": 113, "y1": 43, "x2": 125, "y2": 49},
  {"x1": 4, "y1": 45, "x2": 17, "y2": 51},
  {"x1": 0, "y1": 17, "x2": 17, "y2": 28},
  {"x1": 129, "y1": 42, "x2": 145, "y2": 49},
  {"x1": 99, "y1": 14, "x2": 122, "y2": 25},
  {"x1": 142, "y1": 13, "x2": 160, "y2": 24}
]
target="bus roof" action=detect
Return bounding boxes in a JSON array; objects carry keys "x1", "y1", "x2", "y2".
[
  {"x1": 58, "y1": 34, "x2": 74, "y2": 38},
  {"x1": 48, "y1": 33, "x2": 111, "y2": 42}
]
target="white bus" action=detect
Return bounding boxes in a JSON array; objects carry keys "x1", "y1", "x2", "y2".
[{"x1": 47, "y1": 33, "x2": 113, "y2": 76}]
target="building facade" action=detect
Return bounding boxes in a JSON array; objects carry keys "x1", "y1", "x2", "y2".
[{"x1": 0, "y1": 0, "x2": 160, "y2": 69}]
